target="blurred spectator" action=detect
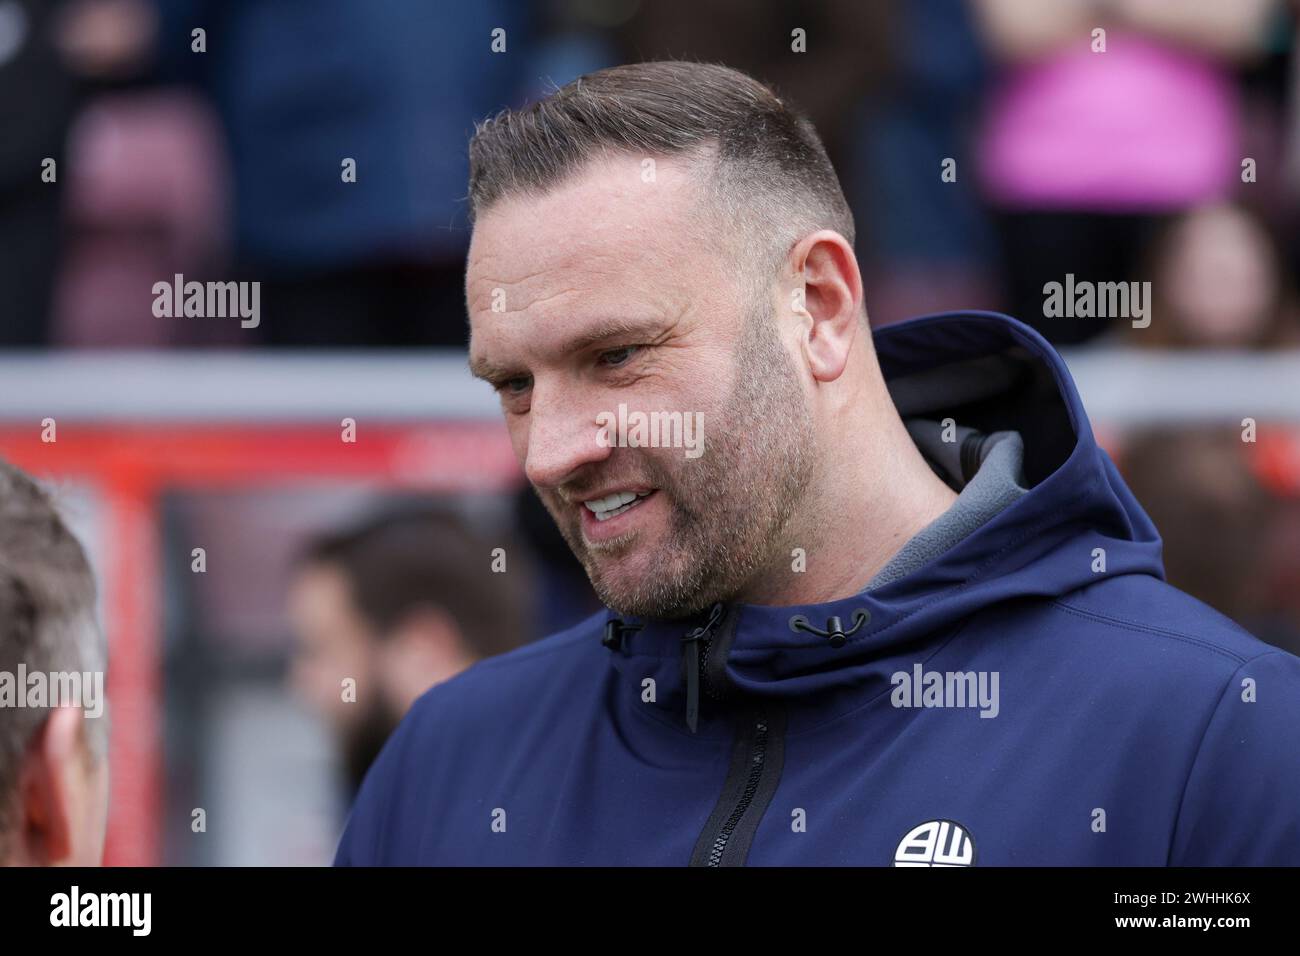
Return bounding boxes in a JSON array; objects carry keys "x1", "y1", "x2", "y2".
[
  {"x1": 851, "y1": 0, "x2": 1001, "y2": 325},
  {"x1": 287, "y1": 508, "x2": 530, "y2": 794},
  {"x1": 145, "y1": 0, "x2": 544, "y2": 347},
  {"x1": 0, "y1": 459, "x2": 109, "y2": 866},
  {"x1": 607, "y1": 0, "x2": 891, "y2": 170},
  {"x1": 972, "y1": 0, "x2": 1277, "y2": 343},
  {"x1": 0, "y1": 0, "x2": 88, "y2": 345},
  {"x1": 1120, "y1": 427, "x2": 1298, "y2": 656},
  {"x1": 1132, "y1": 202, "x2": 1299, "y2": 347},
  {"x1": 52, "y1": 89, "x2": 232, "y2": 347},
  {"x1": 41, "y1": 0, "x2": 568, "y2": 347}
]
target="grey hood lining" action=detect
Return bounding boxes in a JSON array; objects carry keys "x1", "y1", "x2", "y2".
[{"x1": 864, "y1": 421, "x2": 1029, "y2": 592}]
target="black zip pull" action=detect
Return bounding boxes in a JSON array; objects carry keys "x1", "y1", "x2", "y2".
[
  {"x1": 681, "y1": 603, "x2": 725, "y2": 734},
  {"x1": 683, "y1": 636, "x2": 700, "y2": 733}
]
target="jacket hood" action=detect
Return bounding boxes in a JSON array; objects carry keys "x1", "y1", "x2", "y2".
[{"x1": 602, "y1": 311, "x2": 1166, "y2": 730}]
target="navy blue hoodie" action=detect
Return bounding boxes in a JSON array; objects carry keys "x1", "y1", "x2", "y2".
[{"x1": 335, "y1": 311, "x2": 1300, "y2": 866}]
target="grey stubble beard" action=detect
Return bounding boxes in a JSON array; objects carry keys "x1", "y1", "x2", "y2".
[{"x1": 553, "y1": 302, "x2": 817, "y2": 620}]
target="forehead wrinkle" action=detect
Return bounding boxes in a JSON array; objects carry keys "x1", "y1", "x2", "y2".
[
  {"x1": 472, "y1": 247, "x2": 662, "y2": 320},
  {"x1": 474, "y1": 165, "x2": 699, "y2": 270}
]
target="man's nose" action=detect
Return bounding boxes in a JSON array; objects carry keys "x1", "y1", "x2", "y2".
[{"x1": 523, "y1": 387, "x2": 612, "y2": 490}]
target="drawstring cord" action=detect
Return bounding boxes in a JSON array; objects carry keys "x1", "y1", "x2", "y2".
[
  {"x1": 788, "y1": 609, "x2": 870, "y2": 649},
  {"x1": 604, "y1": 604, "x2": 864, "y2": 735}
]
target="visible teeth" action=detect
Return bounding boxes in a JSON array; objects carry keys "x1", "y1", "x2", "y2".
[
  {"x1": 583, "y1": 490, "x2": 643, "y2": 513},
  {"x1": 594, "y1": 501, "x2": 635, "y2": 521},
  {"x1": 583, "y1": 490, "x2": 651, "y2": 521}
]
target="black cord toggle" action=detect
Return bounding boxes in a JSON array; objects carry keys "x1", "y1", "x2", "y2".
[
  {"x1": 788, "y1": 609, "x2": 870, "y2": 649},
  {"x1": 602, "y1": 618, "x2": 643, "y2": 651}
]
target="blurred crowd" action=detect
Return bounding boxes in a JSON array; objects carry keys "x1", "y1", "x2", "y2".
[{"x1": 4, "y1": 0, "x2": 1300, "y2": 349}]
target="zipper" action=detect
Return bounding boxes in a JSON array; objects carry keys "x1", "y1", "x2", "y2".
[
  {"x1": 706, "y1": 709, "x2": 769, "y2": 865},
  {"x1": 689, "y1": 704, "x2": 788, "y2": 867},
  {"x1": 680, "y1": 605, "x2": 789, "y2": 866},
  {"x1": 680, "y1": 602, "x2": 725, "y2": 734}
]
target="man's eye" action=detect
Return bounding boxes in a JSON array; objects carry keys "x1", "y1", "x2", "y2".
[
  {"x1": 498, "y1": 376, "x2": 531, "y2": 395},
  {"x1": 599, "y1": 346, "x2": 640, "y2": 368}
]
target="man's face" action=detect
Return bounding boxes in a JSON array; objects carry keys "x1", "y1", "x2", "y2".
[
  {"x1": 467, "y1": 155, "x2": 815, "y2": 618},
  {"x1": 287, "y1": 564, "x2": 396, "y2": 787},
  {"x1": 288, "y1": 563, "x2": 376, "y2": 733}
]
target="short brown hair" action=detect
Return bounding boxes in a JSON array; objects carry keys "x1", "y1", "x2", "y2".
[
  {"x1": 0, "y1": 459, "x2": 106, "y2": 858},
  {"x1": 468, "y1": 60, "x2": 854, "y2": 284},
  {"x1": 298, "y1": 507, "x2": 528, "y2": 661}
]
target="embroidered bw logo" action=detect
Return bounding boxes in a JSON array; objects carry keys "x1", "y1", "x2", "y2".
[{"x1": 893, "y1": 820, "x2": 977, "y2": 867}]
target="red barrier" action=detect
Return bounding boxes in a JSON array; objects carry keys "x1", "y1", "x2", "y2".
[{"x1": 0, "y1": 422, "x2": 521, "y2": 865}]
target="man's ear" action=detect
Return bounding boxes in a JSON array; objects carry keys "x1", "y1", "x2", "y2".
[
  {"x1": 17, "y1": 707, "x2": 88, "y2": 866},
  {"x1": 790, "y1": 229, "x2": 863, "y2": 383}
]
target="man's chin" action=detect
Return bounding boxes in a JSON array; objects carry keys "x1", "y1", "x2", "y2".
[
  {"x1": 585, "y1": 544, "x2": 653, "y2": 593},
  {"x1": 585, "y1": 548, "x2": 688, "y2": 618}
]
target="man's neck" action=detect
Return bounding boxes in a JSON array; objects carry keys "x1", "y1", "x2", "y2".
[{"x1": 736, "y1": 385, "x2": 958, "y2": 608}]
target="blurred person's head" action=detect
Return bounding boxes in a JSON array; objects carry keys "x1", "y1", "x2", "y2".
[
  {"x1": 0, "y1": 460, "x2": 109, "y2": 867},
  {"x1": 465, "y1": 61, "x2": 956, "y2": 620},
  {"x1": 1138, "y1": 203, "x2": 1293, "y2": 348},
  {"x1": 1120, "y1": 428, "x2": 1276, "y2": 621},
  {"x1": 288, "y1": 508, "x2": 525, "y2": 790}
]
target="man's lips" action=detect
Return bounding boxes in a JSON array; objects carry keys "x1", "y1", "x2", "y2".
[{"x1": 578, "y1": 489, "x2": 659, "y2": 544}]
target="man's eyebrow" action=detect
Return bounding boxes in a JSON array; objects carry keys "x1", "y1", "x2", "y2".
[
  {"x1": 565, "y1": 317, "x2": 671, "y2": 353},
  {"x1": 469, "y1": 318, "x2": 672, "y2": 381},
  {"x1": 467, "y1": 354, "x2": 518, "y2": 382}
]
